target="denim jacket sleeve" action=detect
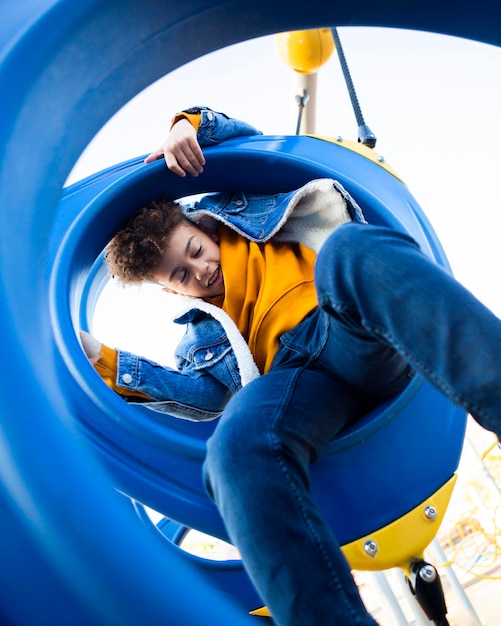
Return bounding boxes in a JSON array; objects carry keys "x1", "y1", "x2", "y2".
[
  {"x1": 194, "y1": 107, "x2": 262, "y2": 146},
  {"x1": 114, "y1": 308, "x2": 256, "y2": 421},
  {"x1": 115, "y1": 349, "x2": 233, "y2": 421}
]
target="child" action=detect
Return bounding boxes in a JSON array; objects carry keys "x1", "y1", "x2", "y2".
[{"x1": 82, "y1": 107, "x2": 501, "y2": 626}]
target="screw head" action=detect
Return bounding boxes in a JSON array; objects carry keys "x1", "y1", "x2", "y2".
[
  {"x1": 424, "y1": 505, "x2": 438, "y2": 521},
  {"x1": 419, "y1": 565, "x2": 437, "y2": 582},
  {"x1": 363, "y1": 540, "x2": 378, "y2": 558}
]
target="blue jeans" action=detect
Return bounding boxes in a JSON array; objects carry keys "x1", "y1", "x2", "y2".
[{"x1": 204, "y1": 223, "x2": 501, "y2": 625}]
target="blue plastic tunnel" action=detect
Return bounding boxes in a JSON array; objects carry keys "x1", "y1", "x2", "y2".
[{"x1": 1, "y1": 1, "x2": 500, "y2": 624}]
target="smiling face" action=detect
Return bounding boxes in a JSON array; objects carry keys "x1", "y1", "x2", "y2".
[{"x1": 153, "y1": 222, "x2": 225, "y2": 298}]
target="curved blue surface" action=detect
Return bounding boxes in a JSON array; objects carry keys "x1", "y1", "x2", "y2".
[
  {"x1": 0, "y1": 1, "x2": 497, "y2": 623},
  {"x1": 54, "y1": 136, "x2": 466, "y2": 548}
]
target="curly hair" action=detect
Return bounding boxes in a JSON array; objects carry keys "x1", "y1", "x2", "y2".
[{"x1": 105, "y1": 199, "x2": 191, "y2": 285}]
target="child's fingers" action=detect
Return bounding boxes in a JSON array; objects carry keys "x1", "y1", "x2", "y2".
[
  {"x1": 165, "y1": 142, "x2": 205, "y2": 177},
  {"x1": 144, "y1": 120, "x2": 205, "y2": 176},
  {"x1": 144, "y1": 149, "x2": 163, "y2": 163}
]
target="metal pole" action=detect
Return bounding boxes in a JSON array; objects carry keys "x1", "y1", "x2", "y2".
[
  {"x1": 294, "y1": 73, "x2": 317, "y2": 134},
  {"x1": 368, "y1": 571, "x2": 410, "y2": 625}
]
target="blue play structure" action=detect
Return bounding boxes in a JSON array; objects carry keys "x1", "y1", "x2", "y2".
[{"x1": 1, "y1": 2, "x2": 500, "y2": 624}]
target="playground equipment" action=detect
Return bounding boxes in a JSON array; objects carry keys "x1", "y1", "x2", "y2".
[
  {"x1": 58, "y1": 132, "x2": 466, "y2": 623},
  {"x1": 1, "y1": 1, "x2": 500, "y2": 624}
]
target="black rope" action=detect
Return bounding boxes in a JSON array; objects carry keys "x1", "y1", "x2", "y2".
[{"x1": 331, "y1": 27, "x2": 377, "y2": 148}]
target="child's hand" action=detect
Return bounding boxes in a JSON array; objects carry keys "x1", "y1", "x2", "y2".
[
  {"x1": 80, "y1": 330, "x2": 102, "y2": 364},
  {"x1": 144, "y1": 118, "x2": 206, "y2": 177}
]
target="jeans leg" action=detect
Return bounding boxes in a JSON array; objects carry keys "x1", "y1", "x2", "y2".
[
  {"x1": 316, "y1": 222, "x2": 501, "y2": 435},
  {"x1": 204, "y1": 366, "x2": 379, "y2": 626}
]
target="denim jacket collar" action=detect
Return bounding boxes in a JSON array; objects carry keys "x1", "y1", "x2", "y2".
[{"x1": 185, "y1": 178, "x2": 364, "y2": 254}]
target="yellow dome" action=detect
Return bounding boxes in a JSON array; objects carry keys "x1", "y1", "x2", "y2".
[{"x1": 275, "y1": 28, "x2": 335, "y2": 74}]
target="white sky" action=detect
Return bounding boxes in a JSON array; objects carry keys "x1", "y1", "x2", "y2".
[{"x1": 69, "y1": 27, "x2": 501, "y2": 364}]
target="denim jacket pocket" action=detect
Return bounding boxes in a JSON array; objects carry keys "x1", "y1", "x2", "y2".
[
  {"x1": 188, "y1": 340, "x2": 234, "y2": 372},
  {"x1": 198, "y1": 191, "x2": 248, "y2": 215},
  {"x1": 192, "y1": 191, "x2": 278, "y2": 239},
  {"x1": 175, "y1": 331, "x2": 243, "y2": 393}
]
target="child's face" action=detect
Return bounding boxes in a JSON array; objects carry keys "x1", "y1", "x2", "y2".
[{"x1": 153, "y1": 222, "x2": 224, "y2": 298}]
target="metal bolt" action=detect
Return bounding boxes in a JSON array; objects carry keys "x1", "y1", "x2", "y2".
[
  {"x1": 377, "y1": 155, "x2": 385, "y2": 163},
  {"x1": 424, "y1": 505, "x2": 438, "y2": 521},
  {"x1": 363, "y1": 540, "x2": 378, "y2": 558},
  {"x1": 336, "y1": 136, "x2": 343, "y2": 142},
  {"x1": 419, "y1": 564, "x2": 437, "y2": 582}
]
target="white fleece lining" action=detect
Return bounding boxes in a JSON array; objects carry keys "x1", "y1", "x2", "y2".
[
  {"x1": 272, "y1": 179, "x2": 352, "y2": 252},
  {"x1": 172, "y1": 298, "x2": 260, "y2": 387}
]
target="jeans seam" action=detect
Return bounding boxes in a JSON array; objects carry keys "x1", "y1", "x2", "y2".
[{"x1": 267, "y1": 366, "x2": 369, "y2": 624}]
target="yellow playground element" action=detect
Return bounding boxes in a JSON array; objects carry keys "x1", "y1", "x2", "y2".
[
  {"x1": 250, "y1": 476, "x2": 458, "y2": 618},
  {"x1": 275, "y1": 28, "x2": 335, "y2": 75}
]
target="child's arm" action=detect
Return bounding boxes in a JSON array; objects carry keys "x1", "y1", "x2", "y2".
[
  {"x1": 80, "y1": 331, "x2": 233, "y2": 419},
  {"x1": 144, "y1": 118, "x2": 205, "y2": 177},
  {"x1": 80, "y1": 331, "x2": 152, "y2": 401},
  {"x1": 145, "y1": 106, "x2": 262, "y2": 176}
]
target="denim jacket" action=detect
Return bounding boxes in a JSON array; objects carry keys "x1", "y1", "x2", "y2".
[{"x1": 115, "y1": 108, "x2": 365, "y2": 420}]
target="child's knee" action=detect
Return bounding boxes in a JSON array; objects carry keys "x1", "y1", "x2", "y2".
[
  {"x1": 319, "y1": 223, "x2": 419, "y2": 275},
  {"x1": 322, "y1": 223, "x2": 379, "y2": 264}
]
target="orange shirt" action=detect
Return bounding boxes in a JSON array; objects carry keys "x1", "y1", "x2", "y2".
[{"x1": 219, "y1": 226, "x2": 318, "y2": 373}]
